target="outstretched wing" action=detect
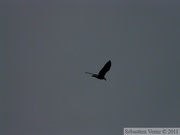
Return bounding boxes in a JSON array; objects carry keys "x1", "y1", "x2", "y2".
[
  {"x1": 98, "y1": 60, "x2": 111, "y2": 78},
  {"x1": 85, "y1": 72, "x2": 94, "y2": 75}
]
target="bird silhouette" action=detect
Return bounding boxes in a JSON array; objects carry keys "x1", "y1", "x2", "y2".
[{"x1": 85, "y1": 60, "x2": 111, "y2": 81}]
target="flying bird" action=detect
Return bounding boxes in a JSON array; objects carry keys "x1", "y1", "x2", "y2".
[{"x1": 85, "y1": 60, "x2": 111, "y2": 81}]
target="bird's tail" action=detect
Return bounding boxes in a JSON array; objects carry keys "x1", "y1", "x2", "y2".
[{"x1": 85, "y1": 72, "x2": 94, "y2": 75}]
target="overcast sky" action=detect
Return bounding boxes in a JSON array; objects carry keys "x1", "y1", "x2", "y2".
[{"x1": 2, "y1": 0, "x2": 180, "y2": 135}]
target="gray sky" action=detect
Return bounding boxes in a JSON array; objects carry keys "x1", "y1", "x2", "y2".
[{"x1": 2, "y1": 1, "x2": 180, "y2": 135}]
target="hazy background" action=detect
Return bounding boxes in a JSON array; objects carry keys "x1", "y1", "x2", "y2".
[{"x1": 1, "y1": 0, "x2": 180, "y2": 135}]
